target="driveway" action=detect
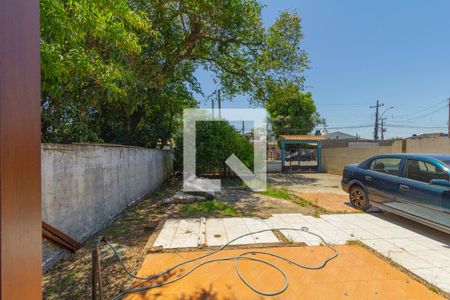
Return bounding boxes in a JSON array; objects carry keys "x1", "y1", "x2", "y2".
[
  {"x1": 126, "y1": 245, "x2": 444, "y2": 300},
  {"x1": 268, "y1": 173, "x2": 346, "y2": 195},
  {"x1": 151, "y1": 212, "x2": 450, "y2": 294}
]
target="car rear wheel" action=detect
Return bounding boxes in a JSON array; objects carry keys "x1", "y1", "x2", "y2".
[{"x1": 349, "y1": 185, "x2": 371, "y2": 210}]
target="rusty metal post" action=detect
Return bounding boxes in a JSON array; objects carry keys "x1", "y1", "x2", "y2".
[
  {"x1": 92, "y1": 241, "x2": 104, "y2": 300},
  {"x1": 92, "y1": 248, "x2": 98, "y2": 300},
  {"x1": 96, "y1": 243, "x2": 104, "y2": 300}
]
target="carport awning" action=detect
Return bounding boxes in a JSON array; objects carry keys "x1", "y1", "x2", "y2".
[
  {"x1": 280, "y1": 135, "x2": 325, "y2": 142},
  {"x1": 280, "y1": 135, "x2": 324, "y2": 172}
]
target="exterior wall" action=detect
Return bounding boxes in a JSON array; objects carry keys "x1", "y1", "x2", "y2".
[
  {"x1": 42, "y1": 143, "x2": 173, "y2": 270},
  {"x1": 322, "y1": 137, "x2": 450, "y2": 175},
  {"x1": 322, "y1": 141, "x2": 403, "y2": 175},
  {"x1": 267, "y1": 160, "x2": 282, "y2": 173},
  {"x1": 405, "y1": 137, "x2": 450, "y2": 153}
]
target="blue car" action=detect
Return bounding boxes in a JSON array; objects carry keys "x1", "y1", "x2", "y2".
[{"x1": 342, "y1": 154, "x2": 450, "y2": 234}]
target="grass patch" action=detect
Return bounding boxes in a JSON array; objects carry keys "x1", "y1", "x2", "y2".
[
  {"x1": 103, "y1": 222, "x2": 128, "y2": 237},
  {"x1": 258, "y1": 185, "x2": 292, "y2": 200},
  {"x1": 346, "y1": 240, "x2": 363, "y2": 246},
  {"x1": 293, "y1": 196, "x2": 327, "y2": 217},
  {"x1": 44, "y1": 271, "x2": 81, "y2": 297},
  {"x1": 180, "y1": 200, "x2": 238, "y2": 217}
]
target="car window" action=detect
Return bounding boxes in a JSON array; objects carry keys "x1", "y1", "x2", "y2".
[
  {"x1": 369, "y1": 158, "x2": 401, "y2": 176},
  {"x1": 406, "y1": 159, "x2": 449, "y2": 183}
]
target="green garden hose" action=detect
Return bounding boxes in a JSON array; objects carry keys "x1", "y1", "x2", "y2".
[{"x1": 104, "y1": 226, "x2": 339, "y2": 300}]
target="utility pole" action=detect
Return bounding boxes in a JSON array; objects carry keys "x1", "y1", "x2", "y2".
[
  {"x1": 380, "y1": 118, "x2": 387, "y2": 140},
  {"x1": 217, "y1": 89, "x2": 221, "y2": 118},
  {"x1": 370, "y1": 100, "x2": 384, "y2": 140},
  {"x1": 211, "y1": 95, "x2": 214, "y2": 118},
  {"x1": 448, "y1": 98, "x2": 450, "y2": 138}
]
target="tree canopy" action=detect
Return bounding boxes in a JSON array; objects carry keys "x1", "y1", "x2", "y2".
[
  {"x1": 41, "y1": 0, "x2": 314, "y2": 147},
  {"x1": 265, "y1": 82, "x2": 324, "y2": 139}
]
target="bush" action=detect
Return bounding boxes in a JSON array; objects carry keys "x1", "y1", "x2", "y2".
[{"x1": 174, "y1": 121, "x2": 253, "y2": 175}]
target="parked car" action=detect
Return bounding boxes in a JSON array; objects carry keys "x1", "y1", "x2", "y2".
[{"x1": 341, "y1": 154, "x2": 450, "y2": 234}]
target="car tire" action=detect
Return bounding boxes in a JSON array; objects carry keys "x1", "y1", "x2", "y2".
[{"x1": 349, "y1": 185, "x2": 371, "y2": 211}]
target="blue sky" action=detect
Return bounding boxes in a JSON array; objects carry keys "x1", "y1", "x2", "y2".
[{"x1": 196, "y1": 0, "x2": 450, "y2": 139}]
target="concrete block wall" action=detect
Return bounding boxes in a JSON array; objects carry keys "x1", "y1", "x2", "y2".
[
  {"x1": 322, "y1": 142, "x2": 403, "y2": 175},
  {"x1": 42, "y1": 143, "x2": 173, "y2": 270},
  {"x1": 321, "y1": 137, "x2": 450, "y2": 175},
  {"x1": 405, "y1": 137, "x2": 450, "y2": 153}
]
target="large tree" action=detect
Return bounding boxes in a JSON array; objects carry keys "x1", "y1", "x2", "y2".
[
  {"x1": 265, "y1": 82, "x2": 324, "y2": 138},
  {"x1": 41, "y1": 1, "x2": 311, "y2": 147}
]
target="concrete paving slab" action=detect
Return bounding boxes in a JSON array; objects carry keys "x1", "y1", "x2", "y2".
[
  {"x1": 263, "y1": 215, "x2": 291, "y2": 229},
  {"x1": 389, "y1": 251, "x2": 435, "y2": 270},
  {"x1": 242, "y1": 217, "x2": 279, "y2": 244},
  {"x1": 170, "y1": 219, "x2": 201, "y2": 248},
  {"x1": 222, "y1": 217, "x2": 255, "y2": 245},
  {"x1": 205, "y1": 218, "x2": 228, "y2": 246},
  {"x1": 413, "y1": 250, "x2": 450, "y2": 268},
  {"x1": 153, "y1": 219, "x2": 180, "y2": 248}
]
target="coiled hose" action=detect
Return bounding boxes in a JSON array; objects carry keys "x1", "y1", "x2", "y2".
[{"x1": 103, "y1": 226, "x2": 339, "y2": 300}]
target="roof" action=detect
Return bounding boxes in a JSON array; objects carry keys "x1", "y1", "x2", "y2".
[
  {"x1": 279, "y1": 135, "x2": 325, "y2": 141},
  {"x1": 325, "y1": 131, "x2": 356, "y2": 140},
  {"x1": 408, "y1": 133, "x2": 448, "y2": 139}
]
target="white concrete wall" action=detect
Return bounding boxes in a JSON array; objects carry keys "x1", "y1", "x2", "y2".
[{"x1": 42, "y1": 143, "x2": 173, "y2": 269}]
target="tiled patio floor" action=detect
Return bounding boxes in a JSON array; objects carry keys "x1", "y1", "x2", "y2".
[
  {"x1": 150, "y1": 213, "x2": 450, "y2": 293},
  {"x1": 124, "y1": 245, "x2": 445, "y2": 300}
]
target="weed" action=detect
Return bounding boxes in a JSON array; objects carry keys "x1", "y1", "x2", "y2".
[
  {"x1": 346, "y1": 240, "x2": 363, "y2": 246},
  {"x1": 258, "y1": 185, "x2": 292, "y2": 200},
  {"x1": 293, "y1": 198, "x2": 309, "y2": 207},
  {"x1": 312, "y1": 207, "x2": 322, "y2": 218},
  {"x1": 44, "y1": 271, "x2": 80, "y2": 296},
  {"x1": 180, "y1": 200, "x2": 238, "y2": 217},
  {"x1": 103, "y1": 222, "x2": 127, "y2": 237},
  {"x1": 425, "y1": 282, "x2": 440, "y2": 293}
]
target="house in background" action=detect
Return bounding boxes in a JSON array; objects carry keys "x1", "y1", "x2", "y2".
[
  {"x1": 408, "y1": 132, "x2": 448, "y2": 139},
  {"x1": 325, "y1": 131, "x2": 357, "y2": 140}
]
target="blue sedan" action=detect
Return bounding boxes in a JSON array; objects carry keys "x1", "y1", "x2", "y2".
[{"x1": 342, "y1": 154, "x2": 450, "y2": 234}]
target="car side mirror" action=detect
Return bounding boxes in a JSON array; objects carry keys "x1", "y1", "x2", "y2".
[{"x1": 430, "y1": 179, "x2": 450, "y2": 188}]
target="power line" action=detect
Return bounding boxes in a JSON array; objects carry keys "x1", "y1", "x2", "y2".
[
  {"x1": 392, "y1": 99, "x2": 447, "y2": 120},
  {"x1": 393, "y1": 105, "x2": 447, "y2": 122},
  {"x1": 385, "y1": 124, "x2": 447, "y2": 129}
]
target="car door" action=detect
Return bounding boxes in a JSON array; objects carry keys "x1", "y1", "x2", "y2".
[
  {"x1": 395, "y1": 158, "x2": 450, "y2": 228},
  {"x1": 364, "y1": 157, "x2": 403, "y2": 205}
]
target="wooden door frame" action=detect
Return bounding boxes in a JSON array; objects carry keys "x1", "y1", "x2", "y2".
[{"x1": 0, "y1": 0, "x2": 42, "y2": 299}]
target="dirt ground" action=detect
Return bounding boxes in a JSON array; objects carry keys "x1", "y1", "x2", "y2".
[
  {"x1": 42, "y1": 173, "x2": 349, "y2": 299},
  {"x1": 122, "y1": 245, "x2": 445, "y2": 300},
  {"x1": 268, "y1": 172, "x2": 346, "y2": 195}
]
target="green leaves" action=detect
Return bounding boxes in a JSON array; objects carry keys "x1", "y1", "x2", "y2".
[
  {"x1": 41, "y1": 1, "x2": 313, "y2": 147},
  {"x1": 265, "y1": 82, "x2": 322, "y2": 138},
  {"x1": 174, "y1": 121, "x2": 253, "y2": 175}
]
